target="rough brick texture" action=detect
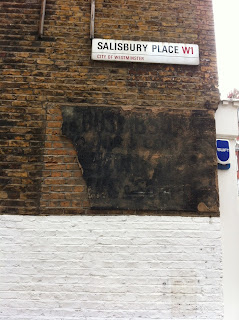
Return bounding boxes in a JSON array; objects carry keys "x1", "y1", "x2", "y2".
[
  {"x1": 0, "y1": 0, "x2": 220, "y2": 214},
  {"x1": 0, "y1": 215, "x2": 223, "y2": 319}
]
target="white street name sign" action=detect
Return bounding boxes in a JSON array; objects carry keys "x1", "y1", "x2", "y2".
[{"x1": 92, "y1": 38, "x2": 199, "y2": 65}]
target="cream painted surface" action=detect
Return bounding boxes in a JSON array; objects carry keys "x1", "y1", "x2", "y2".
[
  {"x1": 215, "y1": 101, "x2": 239, "y2": 138},
  {"x1": 216, "y1": 101, "x2": 239, "y2": 320},
  {"x1": 0, "y1": 215, "x2": 223, "y2": 320}
]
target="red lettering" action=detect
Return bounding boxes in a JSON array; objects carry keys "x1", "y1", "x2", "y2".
[
  {"x1": 182, "y1": 46, "x2": 191, "y2": 54},
  {"x1": 182, "y1": 46, "x2": 194, "y2": 54}
]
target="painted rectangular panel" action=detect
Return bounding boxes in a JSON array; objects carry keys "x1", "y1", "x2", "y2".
[
  {"x1": 61, "y1": 106, "x2": 218, "y2": 214},
  {"x1": 92, "y1": 38, "x2": 199, "y2": 65}
]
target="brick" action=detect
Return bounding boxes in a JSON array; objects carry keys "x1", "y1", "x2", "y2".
[
  {"x1": 0, "y1": 191, "x2": 8, "y2": 199},
  {"x1": 0, "y1": 0, "x2": 219, "y2": 214},
  {"x1": 0, "y1": 215, "x2": 223, "y2": 319}
]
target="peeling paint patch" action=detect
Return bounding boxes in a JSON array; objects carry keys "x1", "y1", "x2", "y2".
[{"x1": 62, "y1": 106, "x2": 219, "y2": 213}]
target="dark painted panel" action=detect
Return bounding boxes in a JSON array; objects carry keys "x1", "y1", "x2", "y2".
[{"x1": 62, "y1": 106, "x2": 218, "y2": 213}]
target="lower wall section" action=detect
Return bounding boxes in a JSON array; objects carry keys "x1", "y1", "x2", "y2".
[{"x1": 0, "y1": 215, "x2": 223, "y2": 320}]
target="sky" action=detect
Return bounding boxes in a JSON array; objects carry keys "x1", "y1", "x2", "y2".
[{"x1": 212, "y1": 0, "x2": 239, "y2": 98}]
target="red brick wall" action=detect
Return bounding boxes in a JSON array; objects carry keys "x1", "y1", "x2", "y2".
[
  {"x1": 0, "y1": 0, "x2": 219, "y2": 214},
  {"x1": 41, "y1": 104, "x2": 89, "y2": 214}
]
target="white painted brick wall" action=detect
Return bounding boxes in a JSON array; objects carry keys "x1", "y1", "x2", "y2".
[{"x1": 0, "y1": 215, "x2": 223, "y2": 320}]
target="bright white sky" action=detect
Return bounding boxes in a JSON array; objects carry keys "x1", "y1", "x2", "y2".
[{"x1": 213, "y1": 0, "x2": 239, "y2": 98}]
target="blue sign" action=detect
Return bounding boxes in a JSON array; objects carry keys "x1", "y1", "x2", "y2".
[{"x1": 216, "y1": 139, "x2": 230, "y2": 169}]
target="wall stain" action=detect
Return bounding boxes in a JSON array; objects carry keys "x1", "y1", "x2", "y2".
[{"x1": 62, "y1": 106, "x2": 219, "y2": 213}]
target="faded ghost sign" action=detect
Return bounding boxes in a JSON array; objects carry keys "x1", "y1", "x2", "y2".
[
  {"x1": 92, "y1": 38, "x2": 199, "y2": 65},
  {"x1": 62, "y1": 106, "x2": 218, "y2": 213}
]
